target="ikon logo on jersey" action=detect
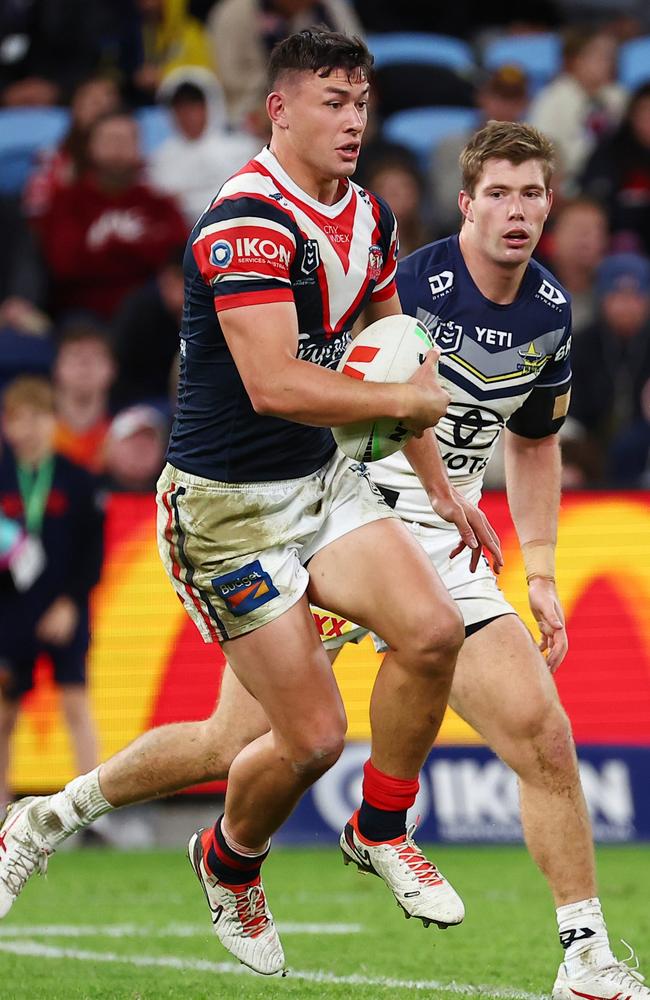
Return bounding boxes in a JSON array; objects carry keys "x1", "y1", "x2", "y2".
[
  {"x1": 195, "y1": 223, "x2": 295, "y2": 281},
  {"x1": 209, "y1": 239, "x2": 234, "y2": 268},
  {"x1": 212, "y1": 560, "x2": 279, "y2": 617},
  {"x1": 428, "y1": 270, "x2": 454, "y2": 298}
]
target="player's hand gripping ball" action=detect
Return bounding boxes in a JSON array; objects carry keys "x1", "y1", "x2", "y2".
[{"x1": 333, "y1": 314, "x2": 434, "y2": 462}]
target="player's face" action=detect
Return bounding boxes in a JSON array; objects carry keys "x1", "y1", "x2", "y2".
[
  {"x1": 460, "y1": 159, "x2": 552, "y2": 268},
  {"x1": 271, "y1": 68, "x2": 369, "y2": 182}
]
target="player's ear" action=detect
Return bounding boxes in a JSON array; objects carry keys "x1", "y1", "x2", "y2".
[
  {"x1": 458, "y1": 190, "x2": 473, "y2": 222},
  {"x1": 267, "y1": 91, "x2": 289, "y2": 130},
  {"x1": 545, "y1": 188, "x2": 554, "y2": 218}
]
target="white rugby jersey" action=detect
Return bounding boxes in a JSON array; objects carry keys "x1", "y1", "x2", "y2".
[{"x1": 373, "y1": 235, "x2": 572, "y2": 524}]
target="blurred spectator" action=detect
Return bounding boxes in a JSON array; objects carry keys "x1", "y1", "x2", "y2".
[
  {"x1": 206, "y1": 0, "x2": 364, "y2": 127},
  {"x1": 53, "y1": 322, "x2": 116, "y2": 475},
  {"x1": 542, "y1": 197, "x2": 609, "y2": 335},
  {"x1": 24, "y1": 76, "x2": 122, "y2": 228},
  {"x1": 608, "y1": 377, "x2": 650, "y2": 487},
  {"x1": 429, "y1": 66, "x2": 530, "y2": 237},
  {"x1": 0, "y1": 0, "x2": 111, "y2": 107},
  {"x1": 564, "y1": 253, "x2": 650, "y2": 484},
  {"x1": 580, "y1": 83, "x2": 650, "y2": 256},
  {"x1": 40, "y1": 111, "x2": 187, "y2": 320},
  {"x1": 0, "y1": 195, "x2": 47, "y2": 311},
  {"x1": 148, "y1": 69, "x2": 258, "y2": 226},
  {"x1": 112, "y1": 249, "x2": 183, "y2": 410},
  {"x1": 127, "y1": 0, "x2": 214, "y2": 105},
  {"x1": 0, "y1": 376, "x2": 104, "y2": 813},
  {"x1": 103, "y1": 404, "x2": 168, "y2": 491},
  {"x1": 527, "y1": 25, "x2": 627, "y2": 192},
  {"x1": 363, "y1": 152, "x2": 432, "y2": 258}
]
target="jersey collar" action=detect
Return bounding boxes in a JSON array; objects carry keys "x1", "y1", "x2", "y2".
[{"x1": 256, "y1": 146, "x2": 354, "y2": 219}]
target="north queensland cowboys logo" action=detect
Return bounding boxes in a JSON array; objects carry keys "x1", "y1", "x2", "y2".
[
  {"x1": 428, "y1": 270, "x2": 454, "y2": 297},
  {"x1": 301, "y1": 239, "x2": 320, "y2": 274},
  {"x1": 432, "y1": 320, "x2": 463, "y2": 354},
  {"x1": 537, "y1": 279, "x2": 567, "y2": 306},
  {"x1": 209, "y1": 239, "x2": 233, "y2": 269}
]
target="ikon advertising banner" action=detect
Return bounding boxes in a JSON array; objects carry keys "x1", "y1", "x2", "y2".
[{"x1": 8, "y1": 491, "x2": 650, "y2": 840}]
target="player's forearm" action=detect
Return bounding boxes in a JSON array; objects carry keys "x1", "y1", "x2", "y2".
[
  {"x1": 403, "y1": 431, "x2": 453, "y2": 501},
  {"x1": 250, "y1": 356, "x2": 412, "y2": 427},
  {"x1": 505, "y1": 431, "x2": 561, "y2": 576}
]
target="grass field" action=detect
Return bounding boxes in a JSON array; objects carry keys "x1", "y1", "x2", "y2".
[{"x1": 0, "y1": 843, "x2": 648, "y2": 1000}]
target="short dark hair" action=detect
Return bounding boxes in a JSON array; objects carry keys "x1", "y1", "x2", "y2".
[
  {"x1": 460, "y1": 120, "x2": 556, "y2": 196},
  {"x1": 268, "y1": 27, "x2": 373, "y2": 90},
  {"x1": 169, "y1": 82, "x2": 206, "y2": 107}
]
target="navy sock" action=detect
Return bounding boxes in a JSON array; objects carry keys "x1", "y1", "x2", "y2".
[
  {"x1": 205, "y1": 816, "x2": 269, "y2": 885},
  {"x1": 357, "y1": 801, "x2": 407, "y2": 842}
]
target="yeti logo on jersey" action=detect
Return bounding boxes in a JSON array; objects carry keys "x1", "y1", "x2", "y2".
[
  {"x1": 428, "y1": 270, "x2": 454, "y2": 298},
  {"x1": 301, "y1": 239, "x2": 321, "y2": 274},
  {"x1": 432, "y1": 320, "x2": 463, "y2": 354},
  {"x1": 517, "y1": 341, "x2": 547, "y2": 375},
  {"x1": 212, "y1": 560, "x2": 279, "y2": 617},
  {"x1": 536, "y1": 279, "x2": 567, "y2": 308},
  {"x1": 368, "y1": 245, "x2": 384, "y2": 281},
  {"x1": 209, "y1": 239, "x2": 234, "y2": 269}
]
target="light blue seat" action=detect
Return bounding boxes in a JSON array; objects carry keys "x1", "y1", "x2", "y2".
[
  {"x1": 482, "y1": 33, "x2": 561, "y2": 93},
  {"x1": 619, "y1": 36, "x2": 650, "y2": 90},
  {"x1": 135, "y1": 106, "x2": 174, "y2": 155},
  {"x1": 0, "y1": 107, "x2": 70, "y2": 194},
  {"x1": 367, "y1": 32, "x2": 475, "y2": 72},
  {"x1": 383, "y1": 106, "x2": 481, "y2": 167}
]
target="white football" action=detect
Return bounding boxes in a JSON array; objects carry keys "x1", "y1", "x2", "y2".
[{"x1": 333, "y1": 313, "x2": 434, "y2": 462}]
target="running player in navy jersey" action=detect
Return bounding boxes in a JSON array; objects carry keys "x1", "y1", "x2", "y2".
[{"x1": 0, "y1": 30, "x2": 502, "y2": 976}]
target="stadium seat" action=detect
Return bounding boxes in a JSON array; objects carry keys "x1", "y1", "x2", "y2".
[
  {"x1": 482, "y1": 33, "x2": 561, "y2": 93},
  {"x1": 135, "y1": 106, "x2": 174, "y2": 155},
  {"x1": 619, "y1": 36, "x2": 650, "y2": 90},
  {"x1": 367, "y1": 33, "x2": 475, "y2": 72},
  {"x1": 382, "y1": 106, "x2": 481, "y2": 167},
  {"x1": 0, "y1": 107, "x2": 70, "y2": 195}
]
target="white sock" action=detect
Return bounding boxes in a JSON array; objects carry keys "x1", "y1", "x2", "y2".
[
  {"x1": 557, "y1": 898, "x2": 616, "y2": 976},
  {"x1": 31, "y1": 767, "x2": 113, "y2": 846}
]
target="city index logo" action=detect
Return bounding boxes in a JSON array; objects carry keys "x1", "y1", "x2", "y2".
[{"x1": 212, "y1": 560, "x2": 279, "y2": 617}]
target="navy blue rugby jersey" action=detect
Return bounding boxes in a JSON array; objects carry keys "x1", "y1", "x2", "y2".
[
  {"x1": 166, "y1": 146, "x2": 398, "y2": 482},
  {"x1": 374, "y1": 234, "x2": 572, "y2": 521}
]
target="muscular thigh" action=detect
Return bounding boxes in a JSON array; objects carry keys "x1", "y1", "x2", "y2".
[
  {"x1": 307, "y1": 518, "x2": 460, "y2": 652},
  {"x1": 449, "y1": 614, "x2": 565, "y2": 757}
]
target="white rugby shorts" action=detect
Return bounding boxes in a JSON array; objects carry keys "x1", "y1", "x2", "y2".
[
  {"x1": 156, "y1": 450, "x2": 396, "y2": 642},
  {"x1": 313, "y1": 518, "x2": 516, "y2": 650}
]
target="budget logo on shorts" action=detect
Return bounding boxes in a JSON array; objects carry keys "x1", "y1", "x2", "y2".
[
  {"x1": 212, "y1": 560, "x2": 279, "y2": 617},
  {"x1": 209, "y1": 239, "x2": 234, "y2": 269}
]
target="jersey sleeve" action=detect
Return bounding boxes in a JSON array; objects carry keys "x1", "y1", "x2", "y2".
[
  {"x1": 191, "y1": 197, "x2": 297, "y2": 313},
  {"x1": 507, "y1": 317, "x2": 573, "y2": 439},
  {"x1": 370, "y1": 208, "x2": 399, "y2": 303}
]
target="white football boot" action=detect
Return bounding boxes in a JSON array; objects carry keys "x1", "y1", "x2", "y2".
[
  {"x1": 0, "y1": 797, "x2": 53, "y2": 918},
  {"x1": 340, "y1": 810, "x2": 464, "y2": 928},
  {"x1": 188, "y1": 829, "x2": 286, "y2": 976},
  {"x1": 553, "y1": 941, "x2": 650, "y2": 999}
]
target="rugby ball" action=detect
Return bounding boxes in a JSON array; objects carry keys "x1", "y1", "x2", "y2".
[{"x1": 333, "y1": 314, "x2": 434, "y2": 462}]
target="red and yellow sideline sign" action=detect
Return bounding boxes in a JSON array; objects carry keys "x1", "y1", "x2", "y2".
[{"x1": 10, "y1": 491, "x2": 650, "y2": 792}]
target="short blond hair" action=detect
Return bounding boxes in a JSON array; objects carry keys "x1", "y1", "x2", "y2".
[
  {"x1": 460, "y1": 120, "x2": 556, "y2": 196},
  {"x1": 2, "y1": 376, "x2": 55, "y2": 416}
]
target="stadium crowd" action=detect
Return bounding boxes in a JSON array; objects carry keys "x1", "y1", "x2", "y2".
[{"x1": 0, "y1": 0, "x2": 650, "y2": 490}]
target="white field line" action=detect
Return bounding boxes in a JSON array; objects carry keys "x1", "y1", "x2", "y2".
[
  {"x1": 0, "y1": 921, "x2": 360, "y2": 938},
  {"x1": 0, "y1": 939, "x2": 548, "y2": 1000}
]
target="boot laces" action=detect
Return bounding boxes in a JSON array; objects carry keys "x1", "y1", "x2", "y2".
[
  {"x1": 1, "y1": 830, "x2": 49, "y2": 896},
  {"x1": 233, "y1": 883, "x2": 269, "y2": 938},
  {"x1": 608, "y1": 940, "x2": 647, "y2": 989},
  {"x1": 394, "y1": 824, "x2": 443, "y2": 887}
]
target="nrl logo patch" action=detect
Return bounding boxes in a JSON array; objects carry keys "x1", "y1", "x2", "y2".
[
  {"x1": 301, "y1": 239, "x2": 321, "y2": 275},
  {"x1": 432, "y1": 320, "x2": 463, "y2": 354}
]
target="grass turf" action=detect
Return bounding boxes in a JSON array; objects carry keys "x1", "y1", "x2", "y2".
[{"x1": 0, "y1": 844, "x2": 648, "y2": 1000}]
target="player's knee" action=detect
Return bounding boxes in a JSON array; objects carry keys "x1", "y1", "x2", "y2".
[
  {"x1": 288, "y1": 715, "x2": 346, "y2": 780},
  {"x1": 513, "y1": 701, "x2": 576, "y2": 775},
  {"x1": 404, "y1": 602, "x2": 464, "y2": 675}
]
